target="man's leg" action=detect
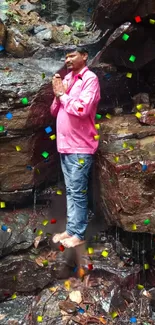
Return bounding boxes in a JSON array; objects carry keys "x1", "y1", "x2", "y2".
[
  {"x1": 61, "y1": 153, "x2": 93, "y2": 247},
  {"x1": 53, "y1": 153, "x2": 75, "y2": 243}
]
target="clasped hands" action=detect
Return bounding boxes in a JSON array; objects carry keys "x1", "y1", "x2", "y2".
[{"x1": 52, "y1": 73, "x2": 67, "y2": 97}]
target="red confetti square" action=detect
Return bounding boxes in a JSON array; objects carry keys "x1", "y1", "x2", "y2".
[
  {"x1": 88, "y1": 263, "x2": 93, "y2": 270},
  {"x1": 134, "y1": 16, "x2": 142, "y2": 23},
  {"x1": 4, "y1": 292, "x2": 10, "y2": 297},
  {"x1": 59, "y1": 244, "x2": 65, "y2": 252},
  {"x1": 78, "y1": 107, "x2": 83, "y2": 112},
  {"x1": 50, "y1": 219, "x2": 57, "y2": 224}
]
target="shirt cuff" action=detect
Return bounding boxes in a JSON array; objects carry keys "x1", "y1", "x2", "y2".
[{"x1": 59, "y1": 93, "x2": 69, "y2": 105}]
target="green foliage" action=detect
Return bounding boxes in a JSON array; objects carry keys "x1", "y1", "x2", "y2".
[{"x1": 71, "y1": 21, "x2": 86, "y2": 32}]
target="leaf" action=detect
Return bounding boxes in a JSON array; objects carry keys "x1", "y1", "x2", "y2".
[{"x1": 34, "y1": 235, "x2": 41, "y2": 248}]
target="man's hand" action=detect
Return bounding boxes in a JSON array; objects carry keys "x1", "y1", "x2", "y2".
[{"x1": 52, "y1": 74, "x2": 67, "y2": 96}]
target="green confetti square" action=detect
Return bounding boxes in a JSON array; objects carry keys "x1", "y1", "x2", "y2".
[
  {"x1": 0, "y1": 125, "x2": 4, "y2": 132},
  {"x1": 41, "y1": 151, "x2": 49, "y2": 159},
  {"x1": 96, "y1": 114, "x2": 102, "y2": 119},
  {"x1": 129, "y1": 55, "x2": 136, "y2": 63},
  {"x1": 122, "y1": 33, "x2": 129, "y2": 41}
]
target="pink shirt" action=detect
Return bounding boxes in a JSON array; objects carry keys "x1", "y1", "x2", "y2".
[{"x1": 50, "y1": 66, "x2": 101, "y2": 154}]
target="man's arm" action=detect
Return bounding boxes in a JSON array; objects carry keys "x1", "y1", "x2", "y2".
[
  {"x1": 50, "y1": 96, "x2": 61, "y2": 117},
  {"x1": 59, "y1": 76, "x2": 100, "y2": 118}
]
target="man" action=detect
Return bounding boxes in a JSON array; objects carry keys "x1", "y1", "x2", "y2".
[{"x1": 50, "y1": 46, "x2": 101, "y2": 248}]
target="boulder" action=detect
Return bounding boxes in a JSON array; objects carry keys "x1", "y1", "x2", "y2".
[{"x1": 0, "y1": 19, "x2": 7, "y2": 45}]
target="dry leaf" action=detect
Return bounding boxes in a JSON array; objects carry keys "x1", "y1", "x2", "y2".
[
  {"x1": 35, "y1": 256, "x2": 44, "y2": 267},
  {"x1": 34, "y1": 235, "x2": 41, "y2": 248},
  {"x1": 69, "y1": 290, "x2": 82, "y2": 304}
]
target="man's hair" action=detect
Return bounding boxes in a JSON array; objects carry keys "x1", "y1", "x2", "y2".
[{"x1": 66, "y1": 46, "x2": 89, "y2": 55}]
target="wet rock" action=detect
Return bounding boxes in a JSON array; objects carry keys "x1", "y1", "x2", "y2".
[
  {"x1": 94, "y1": 114, "x2": 155, "y2": 233},
  {"x1": 139, "y1": 109, "x2": 155, "y2": 126},
  {"x1": 93, "y1": 0, "x2": 139, "y2": 28},
  {"x1": 5, "y1": 28, "x2": 31, "y2": 58}
]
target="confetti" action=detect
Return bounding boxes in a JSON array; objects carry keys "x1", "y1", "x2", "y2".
[
  {"x1": 132, "y1": 224, "x2": 137, "y2": 231},
  {"x1": 21, "y1": 97, "x2": 28, "y2": 105},
  {"x1": 86, "y1": 305, "x2": 89, "y2": 311},
  {"x1": 122, "y1": 33, "x2": 129, "y2": 41},
  {"x1": 11, "y1": 293, "x2": 17, "y2": 299},
  {"x1": 0, "y1": 126, "x2": 4, "y2": 132},
  {"x1": 36, "y1": 169, "x2": 40, "y2": 174},
  {"x1": 88, "y1": 263, "x2": 93, "y2": 270},
  {"x1": 134, "y1": 16, "x2": 142, "y2": 23},
  {"x1": 78, "y1": 308, "x2": 85, "y2": 314},
  {"x1": 42, "y1": 260, "x2": 48, "y2": 266},
  {"x1": 149, "y1": 19, "x2": 155, "y2": 24},
  {"x1": 41, "y1": 72, "x2": 46, "y2": 79},
  {"x1": 1, "y1": 225, "x2": 8, "y2": 231},
  {"x1": 94, "y1": 135, "x2": 100, "y2": 140},
  {"x1": 37, "y1": 230, "x2": 43, "y2": 236},
  {"x1": 123, "y1": 142, "x2": 128, "y2": 148},
  {"x1": 111, "y1": 311, "x2": 118, "y2": 319},
  {"x1": 99, "y1": 317, "x2": 107, "y2": 324},
  {"x1": 101, "y1": 250, "x2": 109, "y2": 257},
  {"x1": 50, "y1": 219, "x2": 56, "y2": 224},
  {"x1": 41, "y1": 151, "x2": 49, "y2": 159},
  {"x1": 78, "y1": 107, "x2": 83, "y2": 112},
  {"x1": 37, "y1": 316, "x2": 43, "y2": 322},
  {"x1": 56, "y1": 190, "x2": 62, "y2": 195},
  {"x1": 135, "y1": 112, "x2": 142, "y2": 118},
  {"x1": 143, "y1": 219, "x2": 150, "y2": 225},
  {"x1": 129, "y1": 145, "x2": 134, "y2": 150},
  {"x1": 13, "y1": 276, "x2": 16, "y2": 281},
  {"x1": 95, "y1": 123, "x2": 100, "y2": 130},
  {"x1": 59, "y1": 244, "x2": 65, "y2": 252},
  {"x1": 49, "y1": 134, "x2": 56, "y2": 140},
  {"x1": 64, "y1": 280, "x2": 70, "y2": 290},
  {"x1": 96, "y1": 114, "x2": 102, "y2": 119},
  {"x1": 126, "y1": 72, "x2": 132, "y2": 78},
  {"x1": 81, "y1": 189, "x2": 87, "y2": 193},
  {"x1": 16, "y1": 146, "x2": 21, "y2": 151},
  {"x1": 136, "y1": 104, "x2": 143, "y2": 110},
  {"x1": 130, "y1": 317, "x2": 137, "y2": 323},
  {"x1": 42, "y1": 220, "x2": 49, "y2": 226},
  {"x1": 142, "y1": 164, "x2": 147, "y2": 171},
  {"x1": 78, "y1": 267, "x2": 85, "y2": 278},
  {"x1": 144, "y1": 264, "x2": 149, "y2": 270},
  {"x1": 26, "y1": 165, "x2": 33, "y2": 171},
  {"x1": 78, "y1": 158, "x2": 84, "y2": 164},
  {"x1": 73, "y1": 266, "x2": 78, "y2": 273},
  {"x1": 0, "y1": 202, "x2": 6, "y2": 208},
  {"x1": 45, "y1": 126, "x2": 52, "y2": 134},
  {"x1": 137, "y1": 284, "x2": 144, "y2": 290},
  {"x1": 105, "y1": 113, "x2": 111, "y2": 119},
  {"x1": 129, "y1": 55, "x2": 136, "y2": 63},
  {"x1": 6, "y1": 112, "x2": 13, "y2": 120},
  {"x1": 114, "y1": 156, "x2": 119, "y2": 163},
  {"x1": 0, "y1": 45, "x2": 4, "y2": 51},
  {"x1": 88, "y1": 247, "x2": 94, "y2": 254}
]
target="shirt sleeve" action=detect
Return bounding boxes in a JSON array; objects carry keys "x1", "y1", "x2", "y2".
[{"x1": 59, "y1": 76, "x2": 101, "y2": 118}]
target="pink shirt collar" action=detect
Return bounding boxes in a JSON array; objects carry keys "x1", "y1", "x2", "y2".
[{"x1": 65, "y1": 66, "x2": 89, "y2": 80}]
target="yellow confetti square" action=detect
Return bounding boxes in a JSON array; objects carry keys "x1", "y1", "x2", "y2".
[
  {"x1": 37, "y1": 316, "x2": 43, "y2": 322},
  {"x1": 132, "y1": 224, "x2": 137, "y2": 231},
  {"x1": 11, "y1": 293, "x2": 17, "y2": 299},
  {"x1": 94, "y1": 135, "x2": 100, "y2": 140},
  {"x1": 42, "y1": 220, "x2": 49, "y2": 226},
  {"x1": 88, "y1": 247, "x2": 94, "y2": 254},
  {"x1": 0, "y1": 202, "x2": 6, "y2": 208},
  {"x1": 137, "y1": 284, "x2": 144, "y2": 290},
  {"x1": 105, "y1": 113, "x2": 112, "y2": 119},
  {"x1": 13, "y1": 275, "x2": 16, "y2": 281},
  {"x1": 126, "y1": 72, "x2": 132, "y2": 78},
  {"x1": 129, "y1": 145, "x2": 134, "y2": 150},
  {"x1": 111, "y1": 311, "x2": 118, "y2": 319},
  {"x1": 122, "y1": 142, "x2": 128, "y2": 148},
  {"x1": 16, "y1": 146, "x2": 21, "y2": 151},
  {"x1": 101, "y1": 250, "x2": 108, "y2": 257},
  {"x1": 81, "y1": 189, "x2": 87, "y2": 193},
  {"x1": 49, "y1": 134, "x2": 56, "y2": 140},
  {"x1": 149, "y1": 19, "x2": 155, "y2": 24},
  {"x1": 114, "y1": 156, "x2": 119, "y2": 163},
  {"x1": 78, "y1": 159, "x2": 84, "y2": 164},
  {"x1": 37, "y1": 230, "x2": 43, "y2": 236},
  {"x1": 42, "y1": 260, "x2": 48, "y2": 266},
  {"x1": 64, "y1": 280, "x2": 70, "y2": 290},
  {"x1": 136, "y1": 104, "x2": 143, "y2": 110},
  {"x1": 36, "y1": 169, "x2": 40, "y2": 174},
  {"x1": 144, "y1": 263, "x2": 149, "y2": 270},
  {"x1": 135, "y1": 112, "x2": 142, "y2": 118},
  {"x1": 95, "y1": 123, "x2": 100, "y2": 130},
  {"x1": 56, "y1": 190, "x2": 62, "y2": 195}
]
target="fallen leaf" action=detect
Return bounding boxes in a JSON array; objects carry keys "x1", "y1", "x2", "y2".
[
  {"x1": 69, "y1": 290, "x2": 82, "y2": 304},
  {"x1": 34, "y1": 235, "x2": 41, "y2": 248},
  {"x1": 35, "y1": 256, "x2": 44, "y2": 267}
]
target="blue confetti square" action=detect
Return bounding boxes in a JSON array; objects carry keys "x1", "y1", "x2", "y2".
[
  {"x1": 45, "y1": 126, "x2": 52, "y2": 134},
  {"x1": 78, "y1": 308, "x2": 85, "y2": 314},
  {"x1": 0, "y1": 45, "x2": 5, "y2": 51},
  {"x1": 142, "y1": 164, "x2": 147, "y2": 171},
  {"x1": 6, "y1": 112, "x2": 13, "y2": 120},
  {"x1": 26, "y1": 165, "x2": 33, "y2": 171}
]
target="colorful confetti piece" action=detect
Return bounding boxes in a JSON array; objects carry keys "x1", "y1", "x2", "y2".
[
  {"x1": 96, "y1": 114, "x2": 102, "y2": 119},
  {"x1": 144, "y1": 264, "x2": 149, "y2": 270},
  {"x1": 42, "y1": 260, "x2": 48, "y2": 266},
  {"x1": 143, "y1": 219, "x2": 150, "y2": 225},
  {"x1": 45, "y1": 126, "x2": 52, "y2": 134},
  {"x1": 105, "y1": 113, "x2": 112, "y2": 119},
  {"x1": 101, "y1": 250, "x2": 109, "y2": 257},
  {"x1": 6, "y1": 112, "x2": 13, "y2": 120},
  {"x1": 135, "y1": 112, "x2": 142, "y2": 118},
  {"x1": 37, "y1": 316, "x2": 43, "y2": 322},
  {"x1": 129, "y1": 55, "x2": 136, "y2": 63},
  {"x1": 88, "y1": 263, "x2": 93, "y2": 270},
  {"x1": 126, "y1": 72, "x2": 132, "y2": 78},
  {"x1": 56, "y1": 190, "x2": 62, "y2": 195},
  {"x1": 16, "y1": 146, "x2": 21, "y2": 151},
  {"x1": 134, "y1": 16, "x2": 142, "y2": 23},
  {"x1": 50, "y1": 219, "x2": 56, "y2": 224},
  {"x1": 0, "y1": 125, "x2": 4, "y2": 132},
  {"x1": 132, "y1": 224, "x2": 137, "y2": 231},
  {"x1": 111, "y1": 311, "x2": 118, "y2": 319},
  {"x1": 64, "y1": 280, "x2": 70, "y2": 290},
  {"x1": 95, "y1": 123, "x2": 100, "y2": 130},
  {"x1": 1, "y1": 225, "x2": 8, "y2": 231},
  {"x1": 94, "y1": 135, "x2": 100, "y2": 140},
  {"x1": 122, "y1": 33, "x2": 129, "y2": 41},
  {"x1": 49, "y1": 134, "x2": 56, "y2": 140},
  {"x1": 11, "y1": 293, "x2": 17, "y2": 299},
  {"x1": 41, "y1": 151, "x2": 49, "y2": 159},
  {"x1": 21, "y1": 97, "x2": 28, "y2": 105},
  {"x1": 59, "y1": 244, "x2": 65, "y2": 252},
  {"x1": 88, "y1": 247, "x2": 94, "y2": 254},
  {"x1": 37, "y1": 230, "x2": 43, "y2": 236},
  {"x1": 42, "y1": 220, "x2": 49, "y2": 226},
  {"x1": 136, "y1": 104, "x2": 143, "y2": 110},
  {"x1": 0, "y1": 202, "x2": 6, "y2": 208},
  {"x1": 137, "y1": 284, "x2": 144, "y2": 290}
]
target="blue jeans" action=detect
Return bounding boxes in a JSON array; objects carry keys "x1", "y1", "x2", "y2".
[{"x1": 60, "y1": 153, "x2": 93, "y2": 240}]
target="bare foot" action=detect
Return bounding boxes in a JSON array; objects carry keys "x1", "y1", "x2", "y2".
[
  {"x1": 61, "y1": 236, "x2": 86, "y2": 248},
  {"x1": 52, "y1": 231, "x2": 71, "y2": 243}
]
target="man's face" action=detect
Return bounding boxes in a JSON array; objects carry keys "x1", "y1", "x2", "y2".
[{"x1": 65, "y1": 51, "x2": 88, "y2": 70}]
